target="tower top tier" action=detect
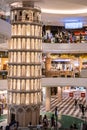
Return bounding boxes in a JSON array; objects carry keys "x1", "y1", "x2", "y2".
[{"x1": 10, "y1": 4, "x2": 41, "y2": 23}]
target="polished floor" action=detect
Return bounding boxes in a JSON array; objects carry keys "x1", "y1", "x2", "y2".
[
  {"x1": 0, "y1": 97, "x2": 87, "y2": 128},
  {"x1": 41, "y1": 97, "x2": 87, "y2": 119}
]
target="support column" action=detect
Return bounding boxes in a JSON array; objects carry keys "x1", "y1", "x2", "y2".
[
  {"x1": 45, "y1": 53, "x2": 51, "y2": 77},
  {"x1": 46, "y1": 87, "x2": 51, "y2": 111},
  {"x1": 79, "y1": 57, "x2": 82, "y2": 72},
  {"x1": 57, "y1": 86, "x2": 63, "y2": 101}
]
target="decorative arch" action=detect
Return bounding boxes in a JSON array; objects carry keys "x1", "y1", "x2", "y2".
[
  {"x1": 25, "y1": 107, "x2": 32, "y2": 126},
  {"x1": 17, "y1": 107, "x2": 24, "y2": 127}
]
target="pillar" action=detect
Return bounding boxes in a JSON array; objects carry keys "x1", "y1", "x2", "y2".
[
  {"x1": 46, "y1": 87, "x2": 51, "y2": 111},
  {"x1": 57, "y1": 86, "x2": 63, "y2": 101},
  {"x1": 79, "y1": 57, "x2": 82, "y2": 72},
  {"x1": 45, "y1": 53, "x2": 51, "y2": 76}
]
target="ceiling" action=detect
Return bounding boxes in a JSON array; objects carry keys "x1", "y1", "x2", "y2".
[{"x1": 2, "y1": 0, "x2": 87, "y2": 26}]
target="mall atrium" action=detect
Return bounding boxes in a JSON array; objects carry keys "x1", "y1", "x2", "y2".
[{"x1": 0, "y1": 0, "x2": 87, "y2": 129}]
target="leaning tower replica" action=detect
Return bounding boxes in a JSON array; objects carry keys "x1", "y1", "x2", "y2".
[{"x1": 8, "y1": 1, "x2": 42, "y2": 127}]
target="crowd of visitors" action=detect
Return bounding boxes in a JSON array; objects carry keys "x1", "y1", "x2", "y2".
[
  {"x1": 74, "y1": 99, "x2": 87, "y2": 117},
  {"x1": 42, "y1": 31, "x2": 86, "y2": 44}
]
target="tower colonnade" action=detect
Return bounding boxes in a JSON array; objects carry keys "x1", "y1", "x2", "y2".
[{"x1": 8, "y1": 1, "x2": 42, "y2": 127}]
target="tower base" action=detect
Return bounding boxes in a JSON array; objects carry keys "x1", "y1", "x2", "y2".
[{"x1": 8, "y1": 105, "x2": 40, "y2": 127}]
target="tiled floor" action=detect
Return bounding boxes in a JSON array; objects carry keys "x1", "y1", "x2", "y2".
[
  {"x1": 41, "y1": 97, "x2": 87, "y2": 119},
  {"x1": 1, "y1": 97, "x2": 87, "y2": 128}
]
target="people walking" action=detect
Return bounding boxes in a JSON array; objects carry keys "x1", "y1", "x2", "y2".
[
  {"x1": 81, "y1": 104, "x2": 85, "y2": 116},
  {"x1": 54, "y1": 106, "x2": 58, "y2": 127},
  {"x1": 51, "y1": 114, "x2": 55, "y2": 128}
]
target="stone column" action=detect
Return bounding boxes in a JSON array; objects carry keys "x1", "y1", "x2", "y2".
[
  {"x1": 57, "y1": 86, "x2": 62, "y2": 101},
  {"x1": 46, "y1": 87, "x2": 51, "y2": 111},
  {"x1": 45, "y1": 54, "x2": 51, "y2": 77},
  {"x1": 79, "y1": 57, "x2": 82, "y2": 72}
]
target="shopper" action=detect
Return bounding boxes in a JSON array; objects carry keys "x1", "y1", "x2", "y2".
[
  {"x1": 81, "y1": 104, "x2": 85, "y2": 116},
  {"x1": 51, "y1": 114, "x2": 55, "y2": 128},
  {"x1": 54, "y1": 106, "x2": 58, "y2": 127},
  {"x1": 43, "y1": 114, "x2": 48, "y2": 129}
]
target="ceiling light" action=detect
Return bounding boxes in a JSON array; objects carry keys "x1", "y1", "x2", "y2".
[{"x1": 41, "y1": 8, "x2": 87, "y2": 14}]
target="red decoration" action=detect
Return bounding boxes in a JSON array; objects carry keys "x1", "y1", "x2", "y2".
[
  {"x1": 81, "y1": 93, "x2": 85, "y2": 97},
  {"x1": 69, "y1": 92, "x2": 73, "y2": 97}
]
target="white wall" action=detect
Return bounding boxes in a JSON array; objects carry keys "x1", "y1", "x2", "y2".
[
  {"x1": 42, "y1": 77, "x2": 87, "y2": 87},
  {"x1": 42, "y1": 43, "x2": 87, "y2": 53},
  {"x1": 0, "y1": 19, "x2": 11, "y2": 38}
]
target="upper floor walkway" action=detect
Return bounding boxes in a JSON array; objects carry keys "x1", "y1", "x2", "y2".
[
  {"x1": 42, "y1": 42, "x2": 87, "y2": 54},
  {"x1": 1, "y1": 77, "x2": 87, "y2": 90}
]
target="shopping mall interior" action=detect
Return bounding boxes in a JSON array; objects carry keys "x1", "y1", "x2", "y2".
[{"x1": 0, "y1": 0, "x2": 87, "y2": 129}]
